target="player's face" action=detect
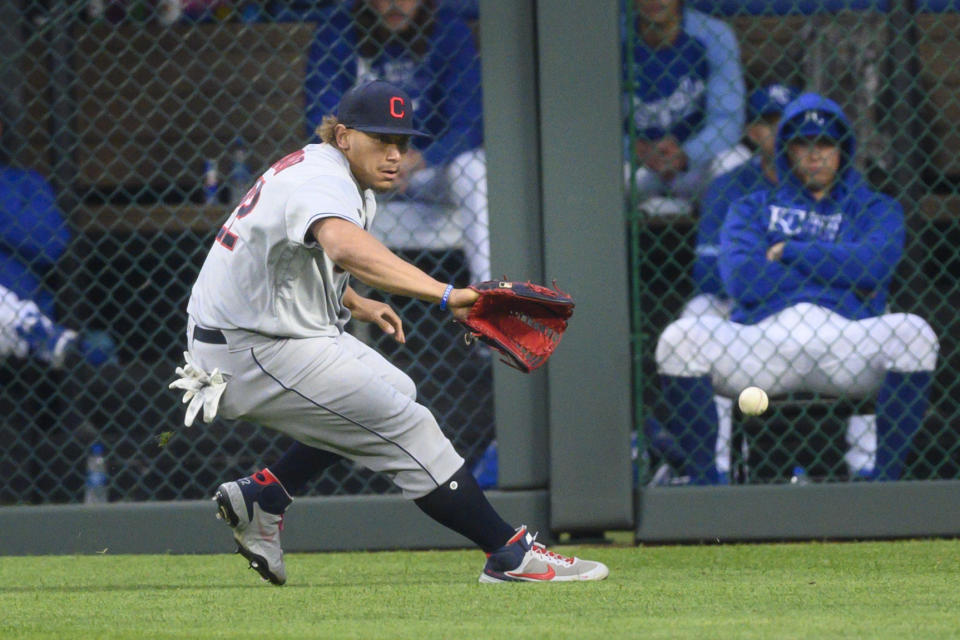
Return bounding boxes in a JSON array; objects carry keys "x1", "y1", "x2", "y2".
[
  {"x1": 745, "y1": 114, "x2": 780, "y2": 159},
  {"x1": 635, "y1": 0, "x2": 680, "y2": 24},
  {"x1": 787, "y1": 137, "x2": 841, "y2": 198},
  {"x1": 340, "y1": 128, "x2": 410, "y2": 192},
  {"x1": 370, "y1": 0, "x2": 420, "y2": 33}
]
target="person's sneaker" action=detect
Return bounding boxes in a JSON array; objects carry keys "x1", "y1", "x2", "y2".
[
  {"x1": 214, "y1": 469, "x2": 293, "y2": 585},
  {"x1": 479, "y1": 526, "x2": 609, "y2": 583}
]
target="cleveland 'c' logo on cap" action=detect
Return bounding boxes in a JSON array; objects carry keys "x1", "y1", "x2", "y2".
[{"x1": 389, "y1": 96, "x2": 405, "y2": 119}]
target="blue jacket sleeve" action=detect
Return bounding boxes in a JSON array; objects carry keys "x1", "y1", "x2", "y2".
[
  {"x1": 0, "y1": 171, "x2": 70, "y2": 268},
  {"x1": 304, "y1": 7, "x2": 356, "y2": 135},
  {"x1": 692, "y1": 173, "x2": 731, "y2": 296},
  {"x1": 719, "y1": 193, "x2": 803, "y2": 305},
  {"x1": 780, "y1": 195, "x2": 904, "y2": 291},
  {"x1": 420, "y1": 17, "x2": 483, "y2": 167},
  {"x1": 681, "y1": 10, "x2": 745, "y2": 167}
]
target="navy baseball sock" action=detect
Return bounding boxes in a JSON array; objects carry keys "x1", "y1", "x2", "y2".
[
  {"x1": 659, "y1": 375, "x2": 720, "y2": 484},
  {"x1": 875, "y1": 370, "x2": 932, "y2": 481},
  {"x1": 414, "y1": 464, "x2": 515, "y2": 553},
  {"x1": 250, "y1": 468, "x2": 292, "y2": 515},
  {"x1": 644, "y1": 415, "x2": 687, "y2": 470},
  {"x1": 269, "y1": 442, "x2": 344, "y2": 495}
]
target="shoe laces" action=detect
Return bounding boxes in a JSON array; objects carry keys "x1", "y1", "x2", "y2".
[{"x1": 531, "y1": 542, "x2": 575, "y2": 567}]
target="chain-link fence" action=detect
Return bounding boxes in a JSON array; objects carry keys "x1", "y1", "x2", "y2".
[
  {"x1": 6, "y1": 0, "x2": 959, "y2": 506},
  {"x1": 0, "y1": 0, "x2": 491, "y2": 505},
  {"x1": 628, "y1": 1, "x2": 960, "y2": 486}
]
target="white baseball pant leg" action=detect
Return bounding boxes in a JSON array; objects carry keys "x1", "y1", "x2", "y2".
[{"x1": 657, "y1": 303, "x2": 938, "y2": 473}]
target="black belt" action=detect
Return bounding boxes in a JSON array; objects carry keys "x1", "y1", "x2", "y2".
[{"x1": 193, "y1": 326, "x2": 227, "y2": 345}]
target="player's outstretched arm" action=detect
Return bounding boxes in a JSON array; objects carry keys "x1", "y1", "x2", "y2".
[{"x1": 312, "y1": 217, "x2": 476, "y2": 310}]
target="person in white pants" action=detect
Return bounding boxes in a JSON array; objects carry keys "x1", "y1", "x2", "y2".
[{"x1": 655, "y1": 93, "x2": 938, "y2": 484}]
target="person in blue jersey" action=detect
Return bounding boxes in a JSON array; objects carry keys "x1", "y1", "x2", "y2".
[
  {"x1": 670, "y1": 84, "x2": 799, "y2": 482},
  {"x1": 625, "y1": 0, "x2": 745, "y2": 208},
  {"x1": 304, "y1": 0, "x2": 489, "y2": 282},
  {"x1": 0, "y1": 114, "x2": 114, "y2": 368},
  {"x1": 654, "y1": 93, "x2": 938, "y2": 484}
]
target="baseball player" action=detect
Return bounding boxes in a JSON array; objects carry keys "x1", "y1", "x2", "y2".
[
  {"x1": 655, "y1": 93, "x2": 938, "y2": 484},
  {"x1": 625, "y1": 0, "x2": 745, "y2": 203},
  {"x1": 174, "y1": 81, "x2": 608, "y2": 585}
]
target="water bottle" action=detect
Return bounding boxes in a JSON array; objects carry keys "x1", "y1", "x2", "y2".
[
  {"x1": 84, "y1": 442, "x2": 109, "y2": 504},
  {"x1": 86, "y1": 0, "x2": 105, "y2": 21},
  {"x1": 203, "y1": 158, "x2": 220, "y2": 205},
  {"x1": 229, "y1": 138, "x2": 252, "y2": 203},
  {"x1": 789, "y1": 465, "x2": 809, "y2": 486},
  {"x1": 157, "y1": 0, "x2": 183, "y2": 26}
]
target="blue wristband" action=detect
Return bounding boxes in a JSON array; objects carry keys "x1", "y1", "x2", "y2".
[{"x1": 439, "y1": 284, "x2": 455, "y2": 311}]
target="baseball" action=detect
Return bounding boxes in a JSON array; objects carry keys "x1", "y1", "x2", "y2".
[{"x1": 738, "y1": 386, "x2": 769, "y2": 416}]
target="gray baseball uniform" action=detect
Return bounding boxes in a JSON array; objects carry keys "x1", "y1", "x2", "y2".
[
  {"x1": 186, "y1": 142, "x2": 463, "y2": 498},
  {"x1": 177, "y1": 80, "x2": 608, "y2": 586}
]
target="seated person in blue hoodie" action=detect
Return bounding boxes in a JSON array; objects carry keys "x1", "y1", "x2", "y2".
[
  {"x1": 304, "y1": 0, "x2": 488, "y2": 281},
  {"x1": 679, "y1": 84, "x2": 802, "y2": 480},
  {"x1": 654, "y1": 93, "x2": 938, "y2": 483},
  {"x1": 690, "y1": 84, "x2": 879, "y2": 480}
]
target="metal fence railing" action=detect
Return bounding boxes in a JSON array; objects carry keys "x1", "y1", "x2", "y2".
[
  {"x1": 0, "y1": 0, "x2": 491, "y2": 504},
  {"x1": 628, "y1": 1, "x2": 960, "y2": 486}
]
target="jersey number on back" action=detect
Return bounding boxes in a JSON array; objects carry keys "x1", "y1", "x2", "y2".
[
  {"x1": 216, "y1": 178, "x2": 263, "y2": 250},
  {"x1": 215, "y1": 150, "x2": 306, "y2": 251}
]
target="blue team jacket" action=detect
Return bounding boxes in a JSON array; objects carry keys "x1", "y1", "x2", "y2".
[
  {"x1": 624, "y1": 9, "x2": 745, "y2": 167},
  {"x1": 694, "y1": 156, "x2": 774, "y2": 297},
  {"x1": 718, "y1": 93, "x2": 904, "y2": 324},
  {"x1": 303, "y1": 5, "x2": 483, "y2": 168},
  {"x1": 0, "y1": 166, "x2": 71, "y2": 317}
]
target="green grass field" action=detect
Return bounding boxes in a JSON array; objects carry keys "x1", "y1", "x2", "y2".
[{"x1": 2, "y1": 538, "x2": 958, "y2": 639}]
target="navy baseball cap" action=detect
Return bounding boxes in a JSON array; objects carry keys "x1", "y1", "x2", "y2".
[
  {"x1": 337, "y1": 80, "x2": 429, "y2": 138},
  {"x1": 747, "y1": 84, "x2": 801, "y2": 121}
]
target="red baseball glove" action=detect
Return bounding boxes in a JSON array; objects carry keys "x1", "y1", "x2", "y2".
[{"x1": 460, "y1": 280, "x2": 575, "y2": 372}]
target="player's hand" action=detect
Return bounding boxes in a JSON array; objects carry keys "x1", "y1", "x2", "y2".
[
  {"x1": 447, "y1": 288, "x2": 480, "y2": 323},
  {"x1": 394, "y1": 149, "x2": 425, "y2": 193},
  {"x1": 352, "y1": 298, "x2": 406, "y2": 343},
  {"x1": 634, "y1": 139, "x2": 665, "y2": 172},
  {"x1": 635, "y1": 137, "x2": 684, "y2": 181},
  {"x1": 766, "y1": 241, "x2": 786, "y2": 262}
]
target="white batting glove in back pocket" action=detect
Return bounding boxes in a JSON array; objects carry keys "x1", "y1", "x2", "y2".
[{"x1": 169, "y1": 351, "x2": 228, "y2": 426}]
